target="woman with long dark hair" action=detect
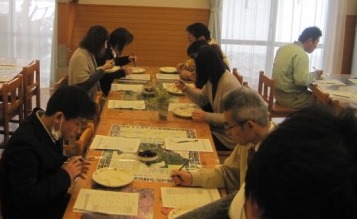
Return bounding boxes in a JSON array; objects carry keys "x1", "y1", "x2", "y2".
[
  {"x1": 68, "y1": 25, "x2": 114, "y2": 99},
  {"x1": 96, "y1": 27, "x2": 136, "y2": 96},
  {"x1": 175, "y1": 46, "x2": 241, "y2": 150}
]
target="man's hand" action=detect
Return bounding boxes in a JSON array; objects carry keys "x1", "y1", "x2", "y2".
[
  {"x1": 171, "y1": 170, "x2": 193, "y2": 186},
  {"x1": 62, "y1": 156, "x2": 90, "y2": 181}
]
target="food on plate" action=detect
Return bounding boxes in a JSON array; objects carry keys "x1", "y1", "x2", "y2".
[
  {"x1": 173, "y1": 106, "x2": 196, "y2": 118},
  {"x1": 138, "y1": 149, "x2": 157, "y2": 158},
  {"x1": 137, "y1": 149, "x2": 158, "y2": 162},
  {"x1": 164, "y1": 83, "x2": 183, "y2": 95},
  {"x1": 132, "y1": 67, "x2": 145, "y2": 74},
  {"x1": 159, "y1": 66, "x2": 177, "y2": 73},
  {"x1": 105, "y1": 66, "x2": 120, "y2": 73}
]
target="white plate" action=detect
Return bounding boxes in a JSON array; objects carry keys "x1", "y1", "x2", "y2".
[
  {"x1": 164, "y1": 83, "x2": 184, "y2": 95},
  {"x1": 132, "y1": 67, "x2": 146, "y2": 74},
  {"x1": 159, "y1": 66, "x2": 177, "y2": 74},
  {"x1": 168, "y1": 205, "x2": 199, "y2": 219},
  {"x1": 92, "y1": 167, "x2": 134, "y2": 187},
  {"x1": 173, "y1": 106, "x2": 197, "y2": 118},
  {"x1": 105, "y1": 66, "x2": 121, "y2": 73}
]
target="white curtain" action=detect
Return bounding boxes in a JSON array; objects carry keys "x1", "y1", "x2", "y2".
[
  {"x1": 322, "y1": 0, "x2": 347, "y2": 74},
  {"x1": 0, "y1": 0, "x2": 55, "y2": 88},
  {"x1": 221, "y1": 0, "x2": 346, "y2": 88},
  {"x1": 208, "y1": 0, "x2": 222, "y2": 44}
]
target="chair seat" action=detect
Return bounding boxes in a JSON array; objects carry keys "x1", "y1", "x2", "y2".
[{"x1": 272, "y1": 102, "x2": 297, "y2": 114}]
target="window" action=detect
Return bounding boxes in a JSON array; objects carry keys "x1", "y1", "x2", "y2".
[
  {"x1": 0, "y1": 0, "x2": 55, "y2": 87},
  {"x1": 221, "y1": 0, "x2": 328, "y2": 88}
]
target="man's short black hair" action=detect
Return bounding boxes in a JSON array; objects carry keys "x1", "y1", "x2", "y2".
[
  {"x1": 298, "y1": 26, "x2": 322, "y2": 42},
  {"x1": 245, "y1": 106, "x2": 357, "y2": 219},
  {"x1": 45, "y1": 86, "x2": 96, "y2": 120},
  {"x1": 186, "y1": 23, "x2": 211, "y2": 41}
]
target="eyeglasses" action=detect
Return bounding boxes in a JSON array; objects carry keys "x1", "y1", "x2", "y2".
[{"x1": 224, "y1": 120, "x2": 248, "y2": 135}]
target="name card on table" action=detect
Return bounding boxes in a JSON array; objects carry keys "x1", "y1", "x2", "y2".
[
  {"x1": 165, "y1": 138, "x2": 213, "y2": 152},
  {"x1": 314, "y1": 79, "x2": 346, "y2": 86},
  {"x1": 124, "y1": 74, "x2": 151, "y2": 81},
  {"x1": 90, "y1": 135, "x2": 141, "y2": 152},
  {"x1": 161, "y1": 187, "x2": 220, "y2": 208},
  {"x1": 156, "y1": 73, "x2": 180, "y2": 80},
  {"x1": 111, "y1": 84, "x2": 143, "y2": 92},
  {"x1": 107, "y1": 100, "x2": 146, "y2": 110},
  {"x1": 73, "y1": 189, "x2": 139, "y2": 216}
]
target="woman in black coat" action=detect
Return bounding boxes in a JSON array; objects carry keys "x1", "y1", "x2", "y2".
[{"x1": 96, "y1": 27, "x2": 136, "y2": 96}]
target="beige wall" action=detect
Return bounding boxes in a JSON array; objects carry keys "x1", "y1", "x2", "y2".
[
  {"x1": 348, "y1": 0, "x2": 357, "y2": 15},
  {"x1": 78, "y1": 0, "x2": 209, "y2": 9}
]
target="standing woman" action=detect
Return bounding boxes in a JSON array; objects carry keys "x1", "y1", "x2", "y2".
[
  {"x1": 175, "y1": 46, "x2": 241, "y2": 151},
  {"x1": 96, "y1": 27, "x2": 136, "y2": 96},
  {"x1": 68, "y1": 25, "x2": 114, "y2": 99}
]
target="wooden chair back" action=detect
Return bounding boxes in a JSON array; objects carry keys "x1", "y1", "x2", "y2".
[
  {"x1": 75, "y1": 122, "x2": 95, "y2": 156},
  {"x1": 311, "y1": 84, "x2": 331, "y2": 105},
  {"x1": 258, "y1": 71, "x2": 297, "y2": 120},
  {"x1": 258, "y1": 71, "x2": 275, "y2": 111},
  {"x1": 242, "y1": 81, "x2": 250, "y2": 88},
  {"x1": 232, "y1": 68, "x2": 243, "y2": 85},
  {"x1": 54, "y1": 74, "x2": 69, "y2": 91},
  {"x1": 22, "y1": 60, "x2": 40, "y2": 117},
  {"x1": 0, "y1": 75, "x2": 24, "y2": 145}
]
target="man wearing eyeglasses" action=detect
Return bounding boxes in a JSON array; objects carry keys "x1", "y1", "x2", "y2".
[{"x1": 171, "y1": 87, "x2": 276, "y2": 218}]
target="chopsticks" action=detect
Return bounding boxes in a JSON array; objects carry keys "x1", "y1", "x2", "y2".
[{"x1": 131, "y1": 53, "x2": 136, "y2": 67}]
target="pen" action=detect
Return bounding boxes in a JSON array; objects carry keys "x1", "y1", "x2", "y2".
[
  {"x1": 333, "y1": 94, "x2": 350, "y2": 98},
  {"x1": 178, "y1": 159, "x2": 190, "y2": 171},
  {"x1": 176, "y1": 139, "x2": 198, "y2": 143}
]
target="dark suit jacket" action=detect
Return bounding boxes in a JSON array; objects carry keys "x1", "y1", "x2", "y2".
[{"x1": 0, "y1": 108, "x2": 71, "y2": 219}]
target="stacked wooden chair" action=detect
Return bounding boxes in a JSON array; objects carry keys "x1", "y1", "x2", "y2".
[
  {"x1": 0, "y1": 75, "x2": 24, "y2": 146},
  {"x1": 21, "y1": 60, "x2": 41, "y2": 117}
]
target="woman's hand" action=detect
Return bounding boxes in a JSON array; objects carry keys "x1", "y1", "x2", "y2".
[
  {"x1": 180, "y1": 70, "x2": 194, "y2": 80},
  {"x1": 102, "y1": 59, "x2": 114, "y2": 71},
  {"x1": 123, "y1": 66, "x2": 133, "y2": 75},
  {"x1": 177, "y1": 63, "x2": 189, "y2": 71},
  {"x1": 174, "y1": 80, "x2": 187, "y2": 91},
  {"x1": 191, "y1": 110, "x2": 206, "y2": 122},
  {"x1": 129, "y1": 53, "x2": 137, "y2": 66}
]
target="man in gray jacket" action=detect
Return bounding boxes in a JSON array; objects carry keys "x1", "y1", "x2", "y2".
[{"x1": 171, "y1": 86, "x2": 275, "y2": 193}]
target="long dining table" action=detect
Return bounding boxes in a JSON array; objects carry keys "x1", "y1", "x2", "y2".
[
  {"x1": 63, "y1": 66, "x2": 222, "y2": 219},
  {"x1": 312, "y1": 73, "x2": 357, "y2": 112},
  {"x1": 0, "y1": 58, "x2": 34, "y2": 85}
]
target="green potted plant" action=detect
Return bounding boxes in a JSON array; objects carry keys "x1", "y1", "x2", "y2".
[{"x1": 155, "y1": 87, "x2": 170, "y2": 120}]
